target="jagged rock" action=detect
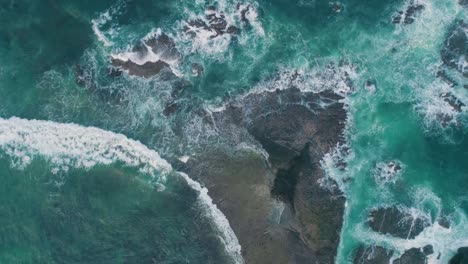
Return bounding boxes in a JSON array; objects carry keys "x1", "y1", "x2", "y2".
[
  {"x1": 354, "y1": 246, "x2": 394, "y2": 264},
  {"x1": 441, "y1": 92, "x2": 465, "y2": 113},
  {"x1": 178, "y1": 83, "x2": 348, "y2": 263},
  {"x1": 392, "y1": 1, "x2": 424, "y2": 25},
  {"x1": 354, "y1": 245, "x2": 432, "y2": 264},
  {"x1": 184, "y1": 6, "x2": 242, "y2": 39},
  {"x1": 450, "y1": 247, "x2": 468, "y2": 264},
  {"x1": 393, "y1": 247, "x2": 428, "y2": 264},
  {"x1": 368, "y1": 206, "x2": 430, "y2": 239},
  {"x1": 437, "y1": 70, "x2": 458, "y2": 87},
  {"x1": 110, "y1": 32, "x2": 180, "y2": 78},
  {"x1": 441, "y1": 20, "x2": 468, "y2": 77},
  {"x1": 422, "y1": 245, "x2": 434, "y2": 256},
  {"x1": 437, "y1": 216, "x2": 451, "y2": 229},
  {"x1": 145, "y1": 33, "x2": 180, "y2": 62},
  {"x1": 111, "y1": 59, "x2": 169, "y2": 79}
]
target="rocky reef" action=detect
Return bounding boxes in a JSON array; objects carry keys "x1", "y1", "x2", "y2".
[
  {"x1": 354, "y1": 245, "x2": 434, "y2": 264},
  {"x1": 110, "y1": 31, "x2": 180, "y2": 78},
  {"x1": 171, "y1": 84, "x2": 348, "y2": 263},
  {"x1": 367, "y1": 206, "x2": 430, "y2": 239},
  {"x1": 392, "y1": 0, "x2": 424, "y2": 25}
]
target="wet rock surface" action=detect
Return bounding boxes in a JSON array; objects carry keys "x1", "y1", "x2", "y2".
[
  {"x1": 184, "y1": 6, "x2": 241, "y2": 39},
  {"x1": 176, "y1": 85, "x2": 348, "y2": 263},
  {"x1": 394, "y1": 247, "x2": 428, "y2": 264},
  {"x1": 354, "y1": 246, "x2": 394, "y2": 264},
  {"x1": 392, "y1": 0, "x2": 424, "y2": 25},
  {"x1": 450, "y1": 247, "x2": 468, "y2": 264},
  {"x1": 111, "y1": 59, "x2": 169, "y2": 79},
  {"x1": 441, "y1": 20, "x2": 468, "y2": 78},
  {"x1": 368, "y1": 206, "x2": 430, "y2": 239},
  {"x1": 110, "y1": 32, "x2": 180, "y2": 78},
  {"x1": 354, "y1": 245, "x2": 432, "y2": 264}
]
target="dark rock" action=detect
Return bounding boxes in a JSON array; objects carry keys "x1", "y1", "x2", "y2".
[
  {"x1": 460, "y1": 0, "x2": 468, "y2": 7},
  {"x1": 184, "y1": 7, "x2": 241, "y2": 39},
  {"x1": 109, "y1": 32, "x2": 180, "y2": 78},
  {"x1": 368, "y1": 206, "x2": 430, "y2": 239},
  {"x1": 392, "y1": 1, "x2": 424, "y2": 25},
  {"x1": 111, "y1": 58, "x2": 169, "y2": 78},
  {"x1": 393, "y1": 248, "x2": 428, "y2": 264},
  {"x1": 437, "y1": 70, "x2": 458, "y2": 87},
  {"x1": 441, "y1": 20, "x2": 468, "y2": 77},
  {"x1": 226, "y1": 25, "x2": 241, "y2": 35},
  {"x1": 163, "y1": 101, "x2": 179, "y2": 117},
  {"x1": 354, "y1": 246, "x2": 432, "y2": 264},
  {"x1": 449, "y1": 247, "x2": 468, "y2": 264},
  {"x1": 217, "y1": 87, "x2": 346, "y2": 263},
  {"x1": 354, "y1": 245, "x2": 393, "y2": 264},
  {"x1": 239, "y1": 5, "x2": 250, "y2": 24},
  {"x1": 108, "y1": 67, "x2": 123, "y2": 78},
  {"x1": 437, "y1": 216, "x2": 451, "y2": 228},
  {"x1": 181, "y1": 82, "x2": 348, "y2": 263},
  {"x1": 441, "y1": 92, "x2": 465, "y2": 113},
  {"x1": 144, "y1": 33, "x2": 180, "y2": 62},
  {"x1": 422, "y1": 245, "x2": 434, "y2": 256}
]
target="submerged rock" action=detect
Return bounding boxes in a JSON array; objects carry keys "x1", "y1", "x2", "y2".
[
  {"x1": 450, "y1": 247, "x2": 468, "y2": 264},
  {"x1": 354, "y1": 245, "x2": 432, "y2": 264},
  {"x1": 441, "y1": 92, "x2": 465, "y2": 113},
  {"x1": 184, "y1": 6, "x2": 242, "y2": 39},
  {"x1": 441, "y1": 20, "x2": 468, "y2": 78},
  {"x1": 368, "y1": 206, "x2": 430, "y2": 239},
  {"x1": 392, "y1": 0, "x2": 424, "y2": 25}
]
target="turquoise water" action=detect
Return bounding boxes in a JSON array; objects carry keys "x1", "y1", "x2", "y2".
[{"x1": 0, "y1": 0, "x2": 467, "y2": 263}]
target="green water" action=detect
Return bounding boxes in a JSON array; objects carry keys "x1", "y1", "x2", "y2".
[{"x1": 0, "y1": 0, "x2": 467, "y2": 263}]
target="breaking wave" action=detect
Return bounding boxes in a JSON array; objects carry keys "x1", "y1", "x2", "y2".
[{"x1": 0, "y1": 116, "x2": 243, "y2": 264}]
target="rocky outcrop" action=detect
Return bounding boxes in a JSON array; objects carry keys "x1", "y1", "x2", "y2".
[
  {"x1": 441, "y1": 20, "x2": 467, "y2": 78},
  {"x1": 178, "y1": 85, "x2": 348, "y2": 263},
  {"x1": 183, "y1": 6, "x2": 241, "y2": 39},
  {"x1": 367, "y1": 206, "x2": 430, "y2": 239},
  {"x1": 354, "y1": 246, "x2": 394, "y2": 264},
  {"x1": 450, "y1": 247, "x2": 468, "y2": 264},
  {"x1": 392, "y1": 0, "x2": 424, "y2": 25},
  {"x1": 354, "y1": 245, "x2": 433, "y2": 264},
  {"x1": 110, "y1": 32, "x2": 180, "y2": 78}
]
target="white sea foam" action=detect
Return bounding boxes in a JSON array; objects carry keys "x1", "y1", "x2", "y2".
[
  {"x1": 176, "y1": 0, "x2": 265, "y2": 56},
  {"x1": 415, "y1": 79, "x2": 467, "y2": 128},
  {"x1": 180, "y1": 172, "x2": 244, "y2": 263},
  {"x1": 110, "y1": 28, "x2": 182, "y2": 76},
  {"x1": 92, "y1": 11, "x2": 113, "y2": 47},
  {"x1": 373, "y1": 160, "x2": 404, "y2": 186},
  {"x1": 354, "y1": 189, "x2": 468, "y2": 263},
  {"x1": 246, "y1": 62, "x2": 359, "y2": 99},
  {"x1": 0, "y1": 116, "x2": 244, "y2": 264}
]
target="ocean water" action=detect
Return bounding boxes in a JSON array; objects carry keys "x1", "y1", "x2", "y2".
[{"x1": 0, "y1": 0, "x2": 467, "y2": 263}]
